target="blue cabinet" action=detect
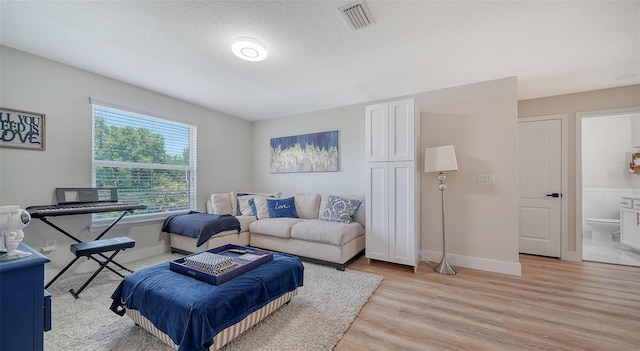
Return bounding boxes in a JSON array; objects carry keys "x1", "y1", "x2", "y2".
[{"x1": 0, "y1": 243, "x2": 51, "y2": 350}]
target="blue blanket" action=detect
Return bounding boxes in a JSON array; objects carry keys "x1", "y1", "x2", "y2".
[
  {"x1": 110, "y1": 254, "x2": 304, "y2": 351},
  {"x1": 161, "y1": 211, "x2": 241, "y2": 246}
]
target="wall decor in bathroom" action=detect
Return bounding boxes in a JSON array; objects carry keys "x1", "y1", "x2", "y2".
[
  {"x1": 0, "y1": 107, "x2": 46, "y2": 150},
  {"x1": 270, "y1": 130, "x2": 339, "y2": 173},
  {"x1": 630, "y1": 147, "x2": 640, "y2": 174}
]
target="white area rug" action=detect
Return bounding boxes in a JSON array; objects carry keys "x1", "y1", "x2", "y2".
[{"x1": 44, "y1": 253, "x2": 382, "y2": 351}]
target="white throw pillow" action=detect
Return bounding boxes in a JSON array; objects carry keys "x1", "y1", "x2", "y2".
[
  {"x1": 237, "y1": 195, "x2": 255, "y2": 216},
  {"x1": 251, "y1": 195, "x2": 270, "y2": 219},
  {"x1": 232, "y1": 191, "x2": 280, "y2": 215}
]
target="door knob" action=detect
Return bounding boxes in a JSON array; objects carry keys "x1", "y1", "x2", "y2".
[{"x1": 546, "y1": 193, "x2": 561, "y2": 198}]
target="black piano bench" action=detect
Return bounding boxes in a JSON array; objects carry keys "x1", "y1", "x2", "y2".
[{"x1": 68, "y1": 237, "x2": 135, "y2": 299}]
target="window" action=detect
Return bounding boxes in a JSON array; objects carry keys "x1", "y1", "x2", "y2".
[{"x1": 91, "y1": 100, "x2": 196, "y2": 223}]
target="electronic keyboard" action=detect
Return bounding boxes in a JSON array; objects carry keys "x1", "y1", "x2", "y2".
[{"x1": 26, "y1": 202, "x2": 146, "y2": 218}]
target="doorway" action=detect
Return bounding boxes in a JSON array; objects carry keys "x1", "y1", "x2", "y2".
[{"x1": 577, "y1": 108, "x2": 640, "y2": 266}]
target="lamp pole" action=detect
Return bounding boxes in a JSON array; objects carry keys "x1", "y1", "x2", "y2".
[{"x1": 434, "y1": 171, "x2": 456, "y2": 275}]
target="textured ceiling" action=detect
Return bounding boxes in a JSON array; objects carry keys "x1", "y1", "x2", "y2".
[{"x1": 1, "y1": 1, "x2": 639, "y2": 121}]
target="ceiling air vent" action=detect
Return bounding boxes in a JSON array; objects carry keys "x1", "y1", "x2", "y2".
[{"x1": 338, "y1": 0, "x2": 375, "y2": 32}]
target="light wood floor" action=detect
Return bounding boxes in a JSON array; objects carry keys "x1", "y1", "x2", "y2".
[{"x1": 335, "y1": 254, "x2": 640, "y2": 351}]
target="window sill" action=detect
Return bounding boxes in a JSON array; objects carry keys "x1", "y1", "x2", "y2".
[
  {"x1": 89, "y1": 210, "x2": 194, "y2": 232},
  {"x1": 89, "y1": 216, "x2": 165, "y2": 233}
]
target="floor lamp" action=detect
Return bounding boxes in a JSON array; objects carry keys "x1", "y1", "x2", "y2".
[{"x1": 425, "y1": 145, "x2": 458, "y2": 275}]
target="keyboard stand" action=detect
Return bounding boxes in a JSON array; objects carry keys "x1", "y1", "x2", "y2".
[{"x1": 40, "y1": 210, "x2": 134, "y2": 290}]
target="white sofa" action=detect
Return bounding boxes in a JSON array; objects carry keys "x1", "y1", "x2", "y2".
[{"x1": 169, "y1": 191, "x2": 365, "y2": 270}]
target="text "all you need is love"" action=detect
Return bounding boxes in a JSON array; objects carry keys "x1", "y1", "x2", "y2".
[{"x1": 0, "y1": 110, "x2": 43, "y2": 146}]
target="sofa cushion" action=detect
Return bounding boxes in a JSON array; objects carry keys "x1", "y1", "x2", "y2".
[
  {"x1": 319, "y1": 195, "x2": 362, "y2": 224},
  {"x1": 280, "y1": 193, "x2": 321, "y2": 219},
  {"x1": 236, "y1": 215, "x2": 256, "y2": 233},
  {"x1": 290, "y1": 219, "x2": 364, "y2": 245},
  {"x1": 210, "y1": 192, "x2": 233, "y2": 215},
  {"x1": 267, "y1": 197, "x2": 299, "y2": 218},
  {"x1": 249, "y1": 218, "x2": 305, "y2": 239}
]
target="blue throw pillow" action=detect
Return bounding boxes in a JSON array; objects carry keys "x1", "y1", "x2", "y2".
[
  {"x1": 319, "y1": 195, "x2": 362, "y2": 224},
  {"x1": 248, "y1": 198, "x2": 258, "y2": 219},
  {"x1": 267, "y1": 197, "x2": 299, "y2": 218}
]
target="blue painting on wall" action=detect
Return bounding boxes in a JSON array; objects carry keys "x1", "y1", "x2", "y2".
[{"x1": 270, "y1": 130, "x2": 339, "y2": 173}]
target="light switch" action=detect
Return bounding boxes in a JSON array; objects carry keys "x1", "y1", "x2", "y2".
[{"x1": 478, "y1": 174, "x2": 495, "y2": 184}]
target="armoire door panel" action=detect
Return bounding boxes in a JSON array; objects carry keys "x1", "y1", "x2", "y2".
[
  {"x1": 366, "y1": 162, "x2": 389, "y2": 261},
  {"x1": 365, "y1": 103, "x2": 388, "y2": 162},
  {"x1": 388, "y1": 99, "x2": 415, "y2": 161},
  {"x1": 389, "y1": 162, "x2": 414, "y2": 264}
]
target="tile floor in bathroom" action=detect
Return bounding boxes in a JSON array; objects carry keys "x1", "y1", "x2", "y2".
[{"x1": 583, "y1": 233, "x2": 640, "y2": 267}]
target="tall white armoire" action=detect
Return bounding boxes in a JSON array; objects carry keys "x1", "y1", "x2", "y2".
[{"x1": 365, "y1": 98, "x2": 420, "y2": 272}]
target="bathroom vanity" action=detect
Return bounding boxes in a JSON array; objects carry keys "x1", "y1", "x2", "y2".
[{"x1": 620, "y1": 195, "x2": 640, "y2": 251}]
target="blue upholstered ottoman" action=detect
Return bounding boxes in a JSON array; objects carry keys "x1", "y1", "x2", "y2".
[{"x1": 111, "y1": 253, "x2": 304, "y2": 351}]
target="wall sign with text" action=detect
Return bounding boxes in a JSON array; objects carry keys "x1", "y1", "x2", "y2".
[{"x1": 0, "y1": 107, "x2": 46, "y2": 150}]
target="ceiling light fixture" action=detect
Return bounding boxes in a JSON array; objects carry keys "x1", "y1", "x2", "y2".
[{"x1": 231, "y1": 37, "x2": 268, "y2": 62}]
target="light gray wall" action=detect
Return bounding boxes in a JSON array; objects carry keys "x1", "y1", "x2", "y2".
[
  {"x1": 252, "y1": 77, "x2": 520, "y2": 271},
  {"x1": 633, "y1": 115, "x2": 640, "y2": 147},
  {"x1": 251, "y1": 104, "x2": 366, "y2": 194},
  {"x1": 418, "y1": 77, "x2": 519, "y2": 267},
  {"x1": 518, "y1": 84, "x2": 640, "y2": 252},
  {"x1": 0, "y1": 46, "x2": 253, "y2": 276},
  {"x1": 2, "y1": 45, "x2": 522, "y2": 273},
  {"x1": 583, "y1": 115, "x2": 640, "y2": 188}
]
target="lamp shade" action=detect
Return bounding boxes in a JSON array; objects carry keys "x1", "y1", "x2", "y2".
[{"x1": 425, "y1": 145, "x2": 458, "y2": 173}]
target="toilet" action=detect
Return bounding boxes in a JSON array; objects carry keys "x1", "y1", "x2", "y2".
[{"x1": 585, "y1": 218, "x2": 621, "y2": 242}]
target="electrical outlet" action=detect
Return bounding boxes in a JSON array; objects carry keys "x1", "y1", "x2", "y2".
[
  {"x1": 478, "y1": 174, "x2": 495, "y2": 185},
  {"x1": 42, "y1": 240, "x2": 56, "y2": 252}
]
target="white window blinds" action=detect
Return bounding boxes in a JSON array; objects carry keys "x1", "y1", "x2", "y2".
[{"x1": 91, "y1": 100, "x2": 197, "y2": 222}]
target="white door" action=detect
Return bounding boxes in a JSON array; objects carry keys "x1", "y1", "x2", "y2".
[{"x1": 519, "y1": 119, "x2": 562, "y2": 257}]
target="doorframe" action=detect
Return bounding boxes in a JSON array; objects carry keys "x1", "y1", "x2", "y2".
[
  {"x1": 575, "y1": 106, "x2": 640, "y2": 262},
  {"x1": 519, "y1": 114, "x2": 569, "y2": 260}
]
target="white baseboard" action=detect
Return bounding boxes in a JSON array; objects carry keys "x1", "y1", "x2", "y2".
[
  {"x1": 562, "y1": 250, "x2": 582, "y2": 262},
  {"x1": 422, "y1": 250, "x2": 522, "y2": 276},
  {"x1": 113, "y1": 244, "x2": 170, "y2": 263}
]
